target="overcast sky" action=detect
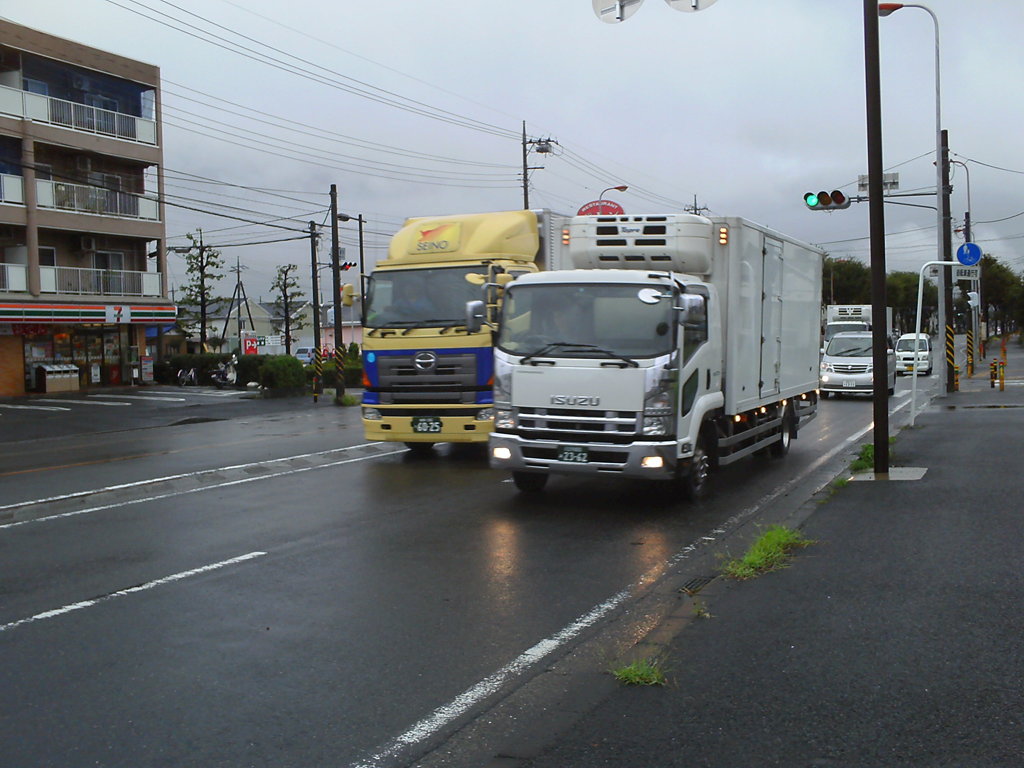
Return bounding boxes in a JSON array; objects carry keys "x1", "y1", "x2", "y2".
[{"x1": 5, "y1": 0, "x2": 1023, "y2": 301}]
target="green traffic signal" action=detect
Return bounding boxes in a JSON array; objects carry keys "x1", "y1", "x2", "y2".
[{"x1": 803, "y1": 189, "x2": 851, "y2": 211}]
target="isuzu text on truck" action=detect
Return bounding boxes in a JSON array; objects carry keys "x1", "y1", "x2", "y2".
[
  {"x1": 475, "y1": 213, "x2": 824, "y2": 498},
  {"x1": 361, "y1": 209, "x2": 567, "y2": 452}
]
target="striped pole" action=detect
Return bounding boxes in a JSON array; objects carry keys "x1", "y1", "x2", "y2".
[
  {"x1": 313, "y1": 347, "x2": 323, "y2": 401},
  {"x1": 966, "y1": 329, "x2": 974, "y2": 377},
  {"x1": 945, "y1": 325, "x2": 955, "y2": 387}
]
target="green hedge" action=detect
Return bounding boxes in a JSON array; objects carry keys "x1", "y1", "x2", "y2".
[
  {"x1": 304, "y1": 360, "x2": 363, "y2": 389},
  {"x1": 259, "y1": 355, "x2": 306, "y2": 391}
]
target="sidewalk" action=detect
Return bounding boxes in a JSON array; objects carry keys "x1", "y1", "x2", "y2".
[{"x1": 519, "y1": 338, "x2": 1024, "y2": 767}]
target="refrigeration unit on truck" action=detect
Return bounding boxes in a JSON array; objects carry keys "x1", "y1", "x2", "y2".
[
  {"x1": 361, "y1": 209, "x2": 569, "y2": 452},
  {"x1": 478, "y1": 213, "x2": 824, "y2": 498}
]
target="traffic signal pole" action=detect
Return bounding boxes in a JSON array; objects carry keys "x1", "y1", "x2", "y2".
[{"x1": 863, "y1": 0, "x2": 889, "y2": 474}]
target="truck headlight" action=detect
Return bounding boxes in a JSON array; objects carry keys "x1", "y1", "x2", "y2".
[
  {"x1": 363, "y1": 407, "x2": 382, "y2": 420},
  {"x1": 475, "y1": 408, "x2": 494, "y2": 422},
  {"x1": 642, "y1": 415, "x2": 672, "y2": 436},
  {"x1": 495, "y1": 409, "x2": 516, "y2": 430}
]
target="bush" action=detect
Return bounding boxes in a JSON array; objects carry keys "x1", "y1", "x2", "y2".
[
  {"x1": 235, "y1": 354, "x2": 270, "y2": 387},
  {"x1": 304, "y1": 359, "x2": 363, "y2": 389},
  {"x1": 259, "y1": 355, "x2": 306, "y2": 392}
]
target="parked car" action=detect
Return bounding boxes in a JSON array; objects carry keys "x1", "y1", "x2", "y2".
[
  {"x1": 894, "y1": 332, "x2": 932, "y2": 376},
  {"x1": 819, "y1": 331, "x2": 896, "y2": 398},
  {"x1": 293, "y1": 347, "x2": 316, "y2": 365}
]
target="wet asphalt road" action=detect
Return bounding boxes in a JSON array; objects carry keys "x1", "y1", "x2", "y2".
[{"x1": 0, "y1": 377, "x2": 938, "y2": 767}]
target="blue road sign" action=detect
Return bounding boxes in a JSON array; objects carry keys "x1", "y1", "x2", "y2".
[{"x1": 957, "y1": 242, "x2": 982, "y2": 266}]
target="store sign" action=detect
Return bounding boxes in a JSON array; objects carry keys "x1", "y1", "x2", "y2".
[{"x1": 105, "y1": 305, "x2": 132, "y2": 324}]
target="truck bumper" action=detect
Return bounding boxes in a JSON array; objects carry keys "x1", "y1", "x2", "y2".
[
  {"x1": 488, "y1": 433, "x2": 681, "y2": 480},
  {"x1": 362, "y1": 407, "x2": 493, "y2": 444}
]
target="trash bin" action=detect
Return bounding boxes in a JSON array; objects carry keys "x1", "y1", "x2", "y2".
[{"x1": 36, "y1": 364, "x2": 80, "y2": 393}]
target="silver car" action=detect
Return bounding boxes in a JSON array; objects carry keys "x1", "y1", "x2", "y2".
[{"x1": 820, "y1": 331, "x2": 896, "y2": 398}]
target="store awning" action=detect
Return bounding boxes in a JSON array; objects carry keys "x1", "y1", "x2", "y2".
[{"x1": 0, "y1": 302, "x2": 177, "y2": 324}]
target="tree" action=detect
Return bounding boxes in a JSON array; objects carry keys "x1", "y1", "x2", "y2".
[
  {"x1": 978, "y1": 254, "x2": 1020, "y2": 335},
  {"x1": 822, "y1": 257, "x2": 871, "y2": 305},
  {"x1": 271, "y1": 264, "x2": 306, "y2": 355},
  {"x1": 177, "y1": 231, "x2": 224, "y2": 350},
  {"x1": 886, "y1": 271, "x2": 937, "y2": 335}
]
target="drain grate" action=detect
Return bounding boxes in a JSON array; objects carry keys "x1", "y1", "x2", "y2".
[{"x1": 680, "y1": 575, "x2": 715, "y2": 595}]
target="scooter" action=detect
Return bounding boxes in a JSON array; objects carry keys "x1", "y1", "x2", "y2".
[{"x1": 210, "y1": 355, "x2": 237, "y2": 389}]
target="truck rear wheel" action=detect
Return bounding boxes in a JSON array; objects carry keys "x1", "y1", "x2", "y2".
[
  {"x1": 512, "y1": 471, "x2": 548, "y2": 493},
  {"x1": 769, "y1": 405, "x2": 795, "y2": 458},
  {"x1": 681, "y1": 440, "x2": 710, "y2": 502}
]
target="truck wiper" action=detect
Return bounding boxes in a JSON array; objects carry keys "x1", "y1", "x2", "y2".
[{"x1": 520, "y1": 342, "x2": 638, "y2": 367}]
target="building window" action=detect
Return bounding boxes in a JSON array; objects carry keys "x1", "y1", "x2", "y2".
[{"x1": 39, "y1": 246, "x2": 56, "y2": 266}]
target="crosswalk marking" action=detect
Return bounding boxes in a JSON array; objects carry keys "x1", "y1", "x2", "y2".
[{"x1": 90, "y1": 394, "x2": 187, "y2": 402}]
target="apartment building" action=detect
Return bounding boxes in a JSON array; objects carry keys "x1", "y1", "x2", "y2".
[{"x1": 0, "y1": 19, "x2": 173, "y2": 396}]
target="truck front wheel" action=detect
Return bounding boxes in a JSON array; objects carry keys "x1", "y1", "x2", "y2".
[
  {"x1": 769, "y1": 404, "x2": 795, "y2": 458},
  {"x1": 681, "y1": 440, "x2": 711, "y2": 502},
  {"x1": 513, "y1": 471, "x2": 548, "y2": 493}
]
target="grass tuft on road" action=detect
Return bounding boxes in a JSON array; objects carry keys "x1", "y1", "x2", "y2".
[
  {"x1": 611, "y1": 657, "x2": 667, "y2": 686},
  {"x1": 721, "y1": 525, "x2": 814, "y2": 580},
  {"x1": 850, "y1": 438, "x2": 896, "y2": 472}
]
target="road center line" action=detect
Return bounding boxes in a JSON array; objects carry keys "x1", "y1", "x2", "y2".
[
  {"x1": 0, "y1": 442, "x2": 389, "y2": 513},
  {"x1": 0, "y1": 552, "x2": 266, "y2": 634},
  {"x1": 0, "y1": 446, "x2": 408, "y2": 530}
]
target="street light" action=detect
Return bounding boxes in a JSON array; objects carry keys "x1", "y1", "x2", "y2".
[
  {"x1": 879, "y1": 2, "x2": 951, "y2": 392},
  {"x1": 597, "y1": 185, "x2": 628, "y2": 214}
]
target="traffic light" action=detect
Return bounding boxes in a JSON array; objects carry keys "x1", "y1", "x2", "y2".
[
  {"x1": 339, "y1": 261, "x2": 357, "y2": 271},
  {"x1": 967, "y1": 291, "x2": 980, "y2": 308},
  {"x1": 803, "y1": 189, "x2": 852, "y2": 211}
]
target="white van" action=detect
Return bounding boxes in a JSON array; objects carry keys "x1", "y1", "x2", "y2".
[{"x1": 894, "y1": 333, "x2": 932, "y2": 376}]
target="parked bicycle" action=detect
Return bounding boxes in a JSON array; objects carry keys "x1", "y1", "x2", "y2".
[{"x1": 176, "y1": 367, "x2": 198, "y2": 386}]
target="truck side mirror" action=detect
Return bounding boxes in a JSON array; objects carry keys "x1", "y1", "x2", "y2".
[{"x1": 466, "y1": 300, "x2": 486, "y2": 333}]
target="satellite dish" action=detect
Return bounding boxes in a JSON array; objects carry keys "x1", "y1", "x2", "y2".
[
  {"x1": 593, "y1": 0, "x2": 645, "y2": 23},
  {"x1": 664, "y1": 0, "x2": 719, "y2": 11}
]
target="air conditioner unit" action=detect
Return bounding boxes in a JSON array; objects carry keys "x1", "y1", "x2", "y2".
[
  {"x1": 76, "y1": 156, "x2": 92, "y2": 172},
  {"x1": 78, "y1": 235, "x2": 97, "y2": 251}
]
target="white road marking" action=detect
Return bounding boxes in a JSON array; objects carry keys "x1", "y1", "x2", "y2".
[
  {"x1": 351, "y1": 589, "x2": 632, "y2": 768},
  {"x1": 0, "y1": 442, "x2": 389, "y2": 514},
  {"x1": 349, "y1": 396, "x2": 916, "y2": 767},
  {"x1": 0, "y1": 552, "x2": 266, "y2": 634},
  {"x1": 0, "y1": 403, "x2": 71, "y2": 412},
  {"x1": 0, "y1": 444, "x2": 408, "y2": 530},
  {"x1": 36, "y1": 398, "x2": 130, "y2": 407},
  {"x1": 90, "y1": 394, "x2": 187, "y2": 402}
]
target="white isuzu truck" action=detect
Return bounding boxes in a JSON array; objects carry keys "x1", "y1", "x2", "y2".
[{"x1": 474, "y1": 213, "x2": 824, "y2": 499}]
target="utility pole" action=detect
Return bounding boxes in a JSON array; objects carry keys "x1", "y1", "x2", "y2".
[
  {"x1": 521, "y1": 121, "x2": 555, "y2": 209},
  {"x1": 684, "y1": 195, "x2": 709, "y2": 215},
  {"x1": 330, "y1": 184, "x2": 345, "y2": 400},
  {"x1": 308, "y1": 220, "x2": 322, "y2": 398},
  {"x1": 940, "y1": 129, "x2": 955, "y2": 392}
]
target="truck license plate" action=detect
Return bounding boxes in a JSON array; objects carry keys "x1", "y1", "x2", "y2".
[
  {"x1": 557, "y1": 445, "x2": 589, "y2": 463},
  {"x1": 411, "y1": 416, "x2": 442, "y2": 433}
]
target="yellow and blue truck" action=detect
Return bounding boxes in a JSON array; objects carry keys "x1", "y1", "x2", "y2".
[{"x1": 360, "y1": 209, "x2": 569, "y2": 452}]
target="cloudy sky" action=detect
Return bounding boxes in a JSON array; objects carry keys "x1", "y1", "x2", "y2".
[{"x1": 5, "y1": 0, "x2": 1023, "y2": 300}]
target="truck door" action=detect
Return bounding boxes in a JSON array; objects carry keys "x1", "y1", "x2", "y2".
[{"x1": 759, "y1": 238, "x2": 783, "y2": 398}]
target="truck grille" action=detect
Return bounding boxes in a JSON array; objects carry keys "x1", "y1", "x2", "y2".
[
  {"x1": 514, "y1": 406, "x2": 639, "y2": 444},
  {"x1": 375, "y1": 352, "x2": 480, "y2": 404}
]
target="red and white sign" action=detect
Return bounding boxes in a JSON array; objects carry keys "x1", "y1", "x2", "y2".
[
  {"x1": 242, "y1": 334, "x2": 258, "y2": 355},
  {"x1": 577, "y1": 199, "x2": 625, "y2": 216}
]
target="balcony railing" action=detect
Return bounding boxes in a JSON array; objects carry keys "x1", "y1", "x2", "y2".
[
  {"x1": 0, "y1": 263, "x2": 28, "y2": 292},
  {"x1": 37, "y1": 179, "x2": 159, "y2": 221},
  {"x1": 0, "y1": 173, "x2": 24, "y2": 204},
  {"x1": 0, "y1": 83, "x2": 157, "y2": 145},
  {"x1": 40, "y1": 266, "x2": 162, "y2": 297}
]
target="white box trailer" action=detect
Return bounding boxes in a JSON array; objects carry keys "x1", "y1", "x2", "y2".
[{"x1": 483, "y1": 213, "x2": 824, "y2": 499}]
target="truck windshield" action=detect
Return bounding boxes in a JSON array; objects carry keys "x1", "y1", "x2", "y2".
[
  {"x1": 497, "y1": 283, "x2": 676, "y2": 359},
  {"x1": 364, "y1": 266, "x2": 482, "y2": 329}
]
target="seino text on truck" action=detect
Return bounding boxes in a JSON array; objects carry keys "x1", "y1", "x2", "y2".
[
  {"x1": 480, "y1": 213, "x2": 825, "y2": 499},
  {"x1": 360, "y1": 209, "x2": 569, "y2": 452}
]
